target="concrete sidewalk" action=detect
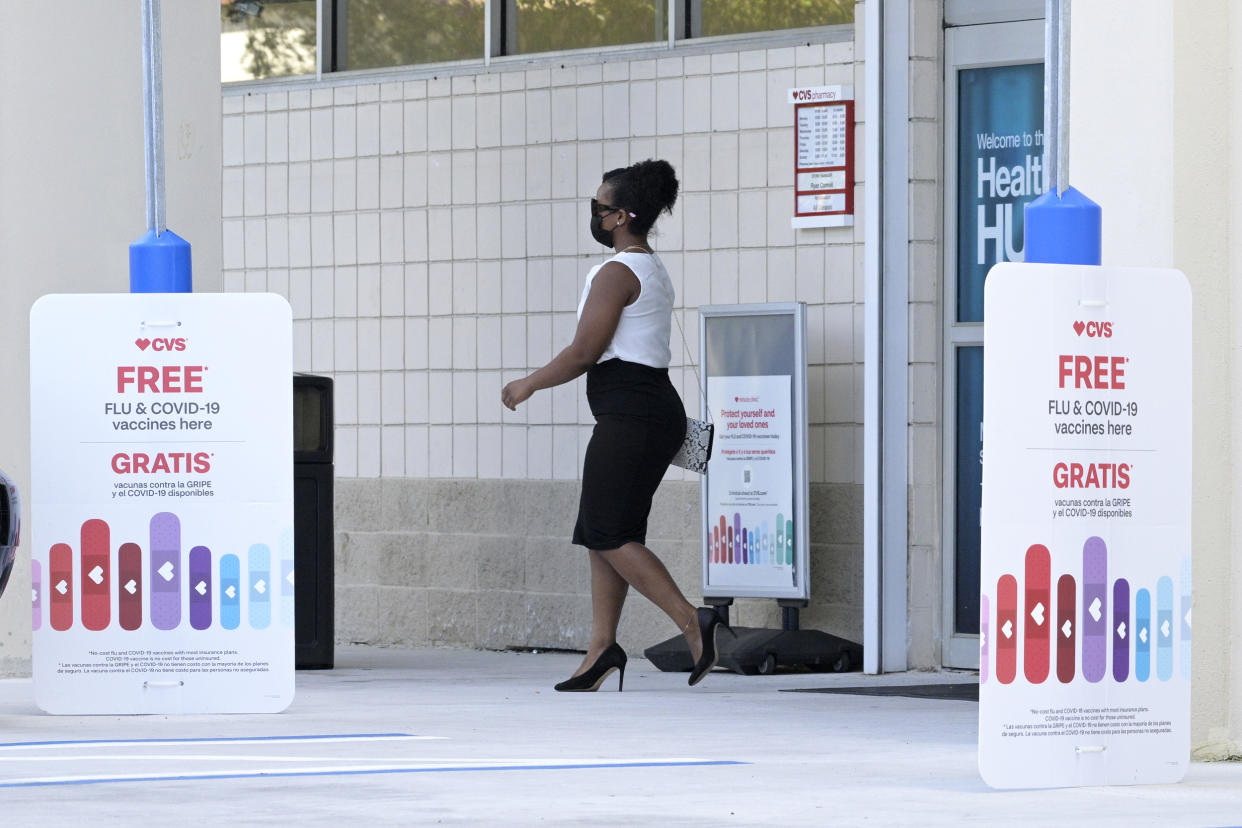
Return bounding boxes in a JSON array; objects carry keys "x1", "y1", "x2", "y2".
[{"x1": 1, "y1": 645, "x2": 1239, "y2": 826}]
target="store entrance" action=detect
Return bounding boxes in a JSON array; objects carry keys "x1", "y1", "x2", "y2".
[{"x1": 941, "y1": 20, "x2": 1044, "y2": 669}]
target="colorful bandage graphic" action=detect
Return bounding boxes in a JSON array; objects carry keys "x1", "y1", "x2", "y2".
[
  {"x1": 37, "y1": 514, "x2": 293, "y2": 633},
  {"x1": 189, "y1": 545, "x2": 213, "y2": 631},
  {"x1": 1179, "y1": 557, "x2": 1191, "y2": 680},
  {"x1": 280, "y1": 528, "x2": 295, "y2": 628},
  {"x1": 1082, "y1": 536, "x2": 1108, "y2": 683},
  {"x1": 220, "y1": 553, "x2": 242, "y2": 630},
  {"x1": 118, "y1": 542, "x2": 143, "y2": 631},
  {"x1": 31, "y1": 559, "x2": 42, "y2": 632},
  {"x1": 1056, "y1": 574, "x2": 1076, "y2": 684},
  {"x1": 996, "y1": 574, "x2": 1017, "y2": 684},
  {"x1": 1157, "y1": 576, "x2": 1173, "y2": 681},
  {"x1": 249, "y1": 544, "x2": 271, "y2": 630},
  {"x1": 1135, "y1": 588, "x2": 1152, "y2": 681},
  {"x1": 1112, "y1": 578, "x2": 1130, "y2": 682},
  {"x1": 979, "y1": 594, "x2": 990, "y2": 685},
  {"x1": 1023, "y1": 544, "x2": 1050, "y2": 684},
  {"x1": 80, "y1": 519, "x2": 111, "y2": 631},
  {"x1": 49, "y1": 543, "x2": 73, "y2": 631},
  {"x1": 983, "y1": 536, "x2": 1189, "y2": 686},
  {"x1": 149, "y1": 512, "x2": 181, "y2": 631}
]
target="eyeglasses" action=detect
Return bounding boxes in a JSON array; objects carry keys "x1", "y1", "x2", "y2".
[
  {"x1": 590, "y1": 198, "x2": 635, "y2": 218},
  {"x1": 590, "y1": 198, "x2": 620, "y2": 217}
]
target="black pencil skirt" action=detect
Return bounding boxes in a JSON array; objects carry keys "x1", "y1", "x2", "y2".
[{"x1": 572, "y1": 358, "x2": 687, "y2": 550}]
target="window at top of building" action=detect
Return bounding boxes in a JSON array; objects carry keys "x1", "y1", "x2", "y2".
[
  {"x1": 691, "y1": 0, "x2": 853, "y2": 39},
  {"x1": 338, "y1": 0, "x2": 485, "y2": 71},
  {"x1": 510, "y1": 0, "x2": 666, "y2": 55},
  {"x1": 221, "y1": 0, "x2": 317, "y2": 83},
  {"x1": 221, "y1": 0, "x2": 854, "y2": 83}
]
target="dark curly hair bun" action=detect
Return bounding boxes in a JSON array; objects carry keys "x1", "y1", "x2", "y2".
[{"x1": 602, "y1": 159, "x2": 679, "y2": 236}]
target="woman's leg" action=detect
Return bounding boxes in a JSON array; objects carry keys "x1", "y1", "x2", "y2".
[
  {"x1": 597, "y1": 542, "x2": 702, "y2": 663},
  {"x1": 570, "y1": 550, "x2": 630, "y2": 677}
]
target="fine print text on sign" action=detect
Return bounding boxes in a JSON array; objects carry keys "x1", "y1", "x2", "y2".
[
  {"x1": 979, "y1": 264, "x2": 1191, "y2": 789},
  {"x1": 788, "y1": 86, "x2": 854, "y2": 229}
]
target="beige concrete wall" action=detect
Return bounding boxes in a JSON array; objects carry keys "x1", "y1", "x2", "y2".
[
  {"x1": 1070, "y1": 2, "x2": 1175, "y2": 269},
  {"x1": 334, "y1": 479, "x2": 862, "y2": 653},
  {"x1": 1073, "y1": 0, "x2": 1238, "y2": 758},
  {"x1": 1232, "y1": 0, "x2": 1242, "y2": 761},
  {"x1": 222, "y1": 29, "x2": 867, "y2": 655},
  {"x1": 1172, "y1": 0, "x2": 1237, "y2": 762},
  {"x1": 0, "y1": 2, "x2": 222, "y2": 676},
  {"x1": 1171, "y1": 0, "x2": 1234, "y2": 758},
  {"x1": 907, "y1": 0, "x2": 945, "y2": 669}
]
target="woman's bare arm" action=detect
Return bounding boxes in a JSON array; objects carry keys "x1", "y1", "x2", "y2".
[{"x1": 501, "y1": 262, "x2": 639, "y2": 410}]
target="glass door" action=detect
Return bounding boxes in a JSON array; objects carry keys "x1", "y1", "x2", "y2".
[{"x1": 942, "y1": 20, "x2": 1044, "y2": 669}]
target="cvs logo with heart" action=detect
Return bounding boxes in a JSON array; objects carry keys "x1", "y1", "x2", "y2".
[
  {"x1": 135, "y1": 337, "x2": 187, "y2": 351},
  {"x1": 1072, "y1": 320, "x2": 1112, "y2": 339}
]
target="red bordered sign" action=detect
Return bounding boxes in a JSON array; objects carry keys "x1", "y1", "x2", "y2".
[{"x1": 788, "y1": 86, "x2": 854, "y2": 228}]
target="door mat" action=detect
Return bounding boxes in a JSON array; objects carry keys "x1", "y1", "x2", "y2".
[{"x1": 781, "y1": 683, "x2": 978, "y2": 702}]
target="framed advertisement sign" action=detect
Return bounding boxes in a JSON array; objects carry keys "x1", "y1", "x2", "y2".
[
  {"x1": 699, "y1": 304, "x2": 809, "y2": 601},
  {"x1": 29, "y1": 293, "x2": 294, "y2": 714},
  {"x1": 979, "y1": 264, "x2": 1191, "y2": 788}
]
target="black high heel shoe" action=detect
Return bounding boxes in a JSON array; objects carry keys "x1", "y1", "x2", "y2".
[
  {"x1": 688, "y1": 607, "x2": 735, "y2": 687},
  {"x1": 554, "y1": 643, "x2": 627, "y2": 692}
]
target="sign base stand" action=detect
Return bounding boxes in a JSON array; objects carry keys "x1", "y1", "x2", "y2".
[
  {"x1": 645, "y1": 603, "x2": 862, "y2": 675},
  {"x1": 645, "y1": 628, "x2": 861, "y2": 675}
]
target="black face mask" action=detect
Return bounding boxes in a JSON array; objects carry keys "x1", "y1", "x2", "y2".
[{"x1": 589, "y1": 213, "x2": 615, "y2": 247}]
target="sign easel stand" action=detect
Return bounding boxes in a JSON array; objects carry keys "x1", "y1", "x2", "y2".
[{"x1": 644, "y1": 303, "x2": 863, "y2": 676}]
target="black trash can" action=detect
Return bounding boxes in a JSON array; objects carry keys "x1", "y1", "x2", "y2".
[{"x1": 293, "y1": 373, "x2": 334, "y2": 669}]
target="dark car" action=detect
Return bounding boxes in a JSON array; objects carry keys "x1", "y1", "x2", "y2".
[{"x1": 0, "y1": 466, "x2": 18, "y2": 600}]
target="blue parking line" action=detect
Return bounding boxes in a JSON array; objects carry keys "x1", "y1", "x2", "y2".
[
  {"x1": 0, "y1": 733, "x2": 414, "y2": 749},
  {"x1": 0, "y1": 760, "x2": 746, "y2": 788}
]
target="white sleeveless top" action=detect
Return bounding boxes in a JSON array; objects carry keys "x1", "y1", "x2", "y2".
[{"x1": 576, "y1": 251, "x2": 674, "y2": 369}]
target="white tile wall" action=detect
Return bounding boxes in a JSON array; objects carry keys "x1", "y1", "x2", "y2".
[{"x1": 223, "y1": 39, "x2": 865, "y2": 484}]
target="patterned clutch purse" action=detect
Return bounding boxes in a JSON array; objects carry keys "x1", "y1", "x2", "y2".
[
  {"x1": 670, "y1": 417, "x2": 714, "y2": 474},
  {"x1": 670, "y1": 310, "x2": 714, "y2": 474}
]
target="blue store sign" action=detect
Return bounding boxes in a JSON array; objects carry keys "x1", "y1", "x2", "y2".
[{"x1": 957, "y1": 63, "x2": 1046, "y2": 321}]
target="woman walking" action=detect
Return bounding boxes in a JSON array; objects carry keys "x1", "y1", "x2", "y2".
[{"x1": 501, "y1": 159, "x2": 729, "y2": 691}]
